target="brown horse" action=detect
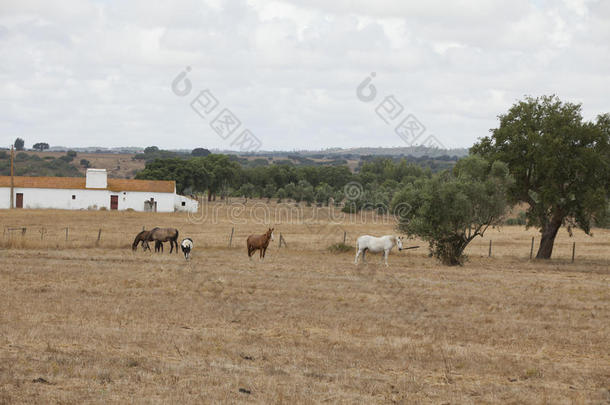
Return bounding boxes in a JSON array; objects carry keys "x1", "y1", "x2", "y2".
[
  {"x1": 149, "y1": 227, "x2": 179, "y2": 253},
  {"x1": 247, "y1": 228, "x2": 274, "y2": 260},
  {"x1": 132, "y1": 229, "x2": 153, "y2": 251},
  {"x1": 132, "y1": 228, "x2": 163, "y2": 252}
]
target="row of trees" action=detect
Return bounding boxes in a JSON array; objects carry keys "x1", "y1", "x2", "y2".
[{"x1": 135, "y1": 152, "x2": 431, "y2": 205}]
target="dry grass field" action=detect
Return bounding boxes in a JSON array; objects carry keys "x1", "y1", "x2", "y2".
[{"x1": 1, "y1": 202, "x2": 609, "y2": 404}]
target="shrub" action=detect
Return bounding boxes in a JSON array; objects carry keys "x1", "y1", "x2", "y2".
[{"x1": 327, "y1": 242, "x2": 354, "y2": 253}]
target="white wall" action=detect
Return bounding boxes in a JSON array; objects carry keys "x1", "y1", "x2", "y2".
[
  {"x1": 0, "y1": 187, "x2": 190, "y2": 212},
  {"x1": 0, "y1": 188, "x2": 10, "y2": 209},
  {"x1": 174, "y1": 195, "x2": 199, "y2": 213}
]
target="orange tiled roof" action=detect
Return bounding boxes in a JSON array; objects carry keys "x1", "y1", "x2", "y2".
[{"x1": 0, "y1": 175, "x2": 175, "y2": 193}]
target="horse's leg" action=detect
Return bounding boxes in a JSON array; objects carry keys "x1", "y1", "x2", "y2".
[
  {"x1": 354, "y1": 249, "x2": 361, "y2": 264},
  {"x1": 362, "y1": 249, "x2": 367, "y2": 263},
  {"x1": 384, "y1": 250, "x2": 389, "y2": 267}
]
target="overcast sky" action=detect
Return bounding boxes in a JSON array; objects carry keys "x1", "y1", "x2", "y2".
[{"x1": 1, "y1": 0, "x2": 608, "y2": 151}]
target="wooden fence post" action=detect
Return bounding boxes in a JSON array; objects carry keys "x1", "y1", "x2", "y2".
[
  {"x1": 97, "y1": 229, "x2": 102, "y2": 245},
  {"x1": 571, "y1": 242, "x2": 575, "y2": 263},
  {"x1": 343, "y1": 231, "x2": 346, "y2": 244},
  {"x1": 228, "y1": 227, "x2": 234, "y2": 248},
  {"x1": 65, "y1": 227, "x2": 69, "y2": 241},
  {"x1": 40, "y1": 227, "x2": 46, "y2": 240},
  {"x1": 530, "y1": 236, "x2": 535, "y2": 260},
  {"x1": 488, "y1": 240, "x2": 492, "y2": 257},
  {"x1": 21, "y1": 227, "x2": 26, "y2": 236}
]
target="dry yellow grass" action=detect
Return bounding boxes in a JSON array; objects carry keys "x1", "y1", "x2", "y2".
[{"x1": 1, "y1": 202, "x2": 609, "y2": 404}]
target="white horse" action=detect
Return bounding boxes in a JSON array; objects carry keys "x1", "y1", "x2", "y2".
[{"x1": 354, "y1": 235, "x2": 404, "y2": 266}]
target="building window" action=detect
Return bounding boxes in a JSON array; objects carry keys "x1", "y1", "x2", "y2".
[
  {"x1": 181, "y1": 201, "x2": 186, "y2": 206},
  {"x1": 72, "y1": 195, "x2": 76, "y2": 200}
]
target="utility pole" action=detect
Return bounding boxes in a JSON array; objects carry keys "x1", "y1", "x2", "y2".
[{"x1": 10, "y1": 145, "x2": 14, "y2": 209}]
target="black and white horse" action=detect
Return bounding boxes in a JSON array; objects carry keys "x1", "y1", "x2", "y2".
[{"x1": 180, "y1": 238, "x2": 193, "y2": 260}]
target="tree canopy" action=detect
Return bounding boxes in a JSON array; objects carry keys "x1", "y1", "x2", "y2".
[
  {"x1": 33, "y1": 142, "x2": 49, "y2": 151},
  {"x1": 391, "y1": 155, "x2": 512, "y2": 265},
  {"x1": 14, "y1": 138, "x2": 24, "y2": 151},
  {"x1": 471, "y1": 95, "x2": 610, "y2": 259}
]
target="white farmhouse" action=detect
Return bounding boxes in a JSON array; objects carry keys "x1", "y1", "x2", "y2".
[{"x1": 0, "y1": 168, "x2": 198, "y2": 213}]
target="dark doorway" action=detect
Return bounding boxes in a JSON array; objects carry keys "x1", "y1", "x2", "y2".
[
  {"x1": 16, "y1": 193, "x2": 23, "y2": 208},
  {"x1": 110, "y1": 195, "x2": 118, "y2": 210}
]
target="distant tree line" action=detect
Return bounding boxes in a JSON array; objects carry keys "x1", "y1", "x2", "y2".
[{"x1": 134, "y1": 153, "x2": 434, "y2": 207}]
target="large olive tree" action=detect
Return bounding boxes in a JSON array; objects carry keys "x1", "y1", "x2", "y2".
[{"x1": 472, "y1": 96, "x2": 610, "y2": 259}]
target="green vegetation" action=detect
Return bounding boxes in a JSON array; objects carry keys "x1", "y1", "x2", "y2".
[
  {"x1": 0, "y1": 151, "x2": 82, "y2": 177},
  {"x1": 391, "y1": 156, "x2": 512, "y2": 265},
  {"x1": 327, "y1": 242, "x2": 354, "y2": 253},
  {"x1": 472, "y1": 95, "x2": 610, "y2": 259},
  {"x1": 33, "y1": 142, "x2": 50, "y2": 151},
  {"x1": 135, "y1": 152, "x2": 437, "y2": 208},
  {"x1": 14, "y1": 138, "x2": 25, "y2": 151}
]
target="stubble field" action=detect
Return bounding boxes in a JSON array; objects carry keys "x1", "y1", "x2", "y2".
[{"x1": 1, "y1": 202, "x2": 609, "y2": 404}]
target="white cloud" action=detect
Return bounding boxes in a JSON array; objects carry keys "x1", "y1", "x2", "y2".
[{"x1": 0, "y1": 0, "x2": 608, "y2": 150}]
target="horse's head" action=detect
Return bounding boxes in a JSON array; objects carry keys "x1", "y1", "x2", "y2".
[
  {"x1": 396, "y1": 236, "x2": 404, "y2": 251},
  {"x1": 268, "y1": 227, "x2": 275, "y2": 241},
  {"x1": 132, "y1": 231, "x2": 143, "y2": 251}
]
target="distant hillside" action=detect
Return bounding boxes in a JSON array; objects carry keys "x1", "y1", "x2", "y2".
[
  {"x1": 3, "y1": 145, "x2": 468, "y2": 179},
  {"x1": 215, "y1": 145, "x2": 469, "y2": 158}
]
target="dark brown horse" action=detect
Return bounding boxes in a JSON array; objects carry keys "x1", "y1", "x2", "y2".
[
  {"x1": 247, "y1": 228, "x2": 274, "y2": 260},
  {"x1": 132, "y1": 229, "x2": 153, "y2": 251},
  {"x1": 149, "y1": 227, "x2": 179, "y2": 253},
  {"x1": 132, "y1": 228, "x2": 163, "y2": 252}
]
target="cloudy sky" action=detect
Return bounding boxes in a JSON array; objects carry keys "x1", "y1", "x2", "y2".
[{"x1": 1, "y1": 0, "x2": 608, "y2": 151}]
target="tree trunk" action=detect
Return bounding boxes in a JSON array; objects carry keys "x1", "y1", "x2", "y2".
[
  {"x1": 207, "y1": 190, "x2": 212, "y2": 202},
  {"x1": 536, "y1": 213, "x2": 563, "y2": 259}
]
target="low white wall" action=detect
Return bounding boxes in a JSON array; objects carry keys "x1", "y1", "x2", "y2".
[
  {"x1": 174, "y1": 195, "x2": 199, "y2": 213},
  {"x1": 0, "y1": 188, "x2": 10, "y2": 209}
]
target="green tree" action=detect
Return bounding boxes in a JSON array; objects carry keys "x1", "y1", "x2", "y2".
[
  {"x1": 33, "y1": 142, "x2": 49, "y2": 151},
  {"x1": 471, "y1": 96, "x2": 610, "y2": 259},
  {"x1": 313, "y1": 183, "x2": 332, "y2": 206},
  {"x1": 135, "y1": 158, "x2": 193, "y2": 194},
  {"x1": 391, "y1": 156, "x2": 512, "y2": 265},
  {"x1": 191, "y1": 148, "x2": 211, "y2": 157},
  {"x1": 238, "y1": 183, "x2": 256, "y2": 201},
  {"x1": 80, "y1": 159, "x2": 90, "y2": 168},
  {"x1": 14, "y1": 138, "x2": 25, "y2": 151}
]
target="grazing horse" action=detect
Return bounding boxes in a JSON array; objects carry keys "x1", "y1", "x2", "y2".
[
  {"x1": 132, "y1": 229, "x2": 153, "y2": 251},
  {"x1": 149, "y1": 227, "x2": 179, "y2": 253},
  {"x1": 354, "y1": 235, "x2": 404, "y2": 266},
  {"x1": 132, "y1": 228, "x2": 164, "y2": 252},
  {"x1": 247, "y1": 228, "x2": 274, "y2": 260},
  {"x1": 181, "y1": 238, "x2": 193, "y2": 260}
]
